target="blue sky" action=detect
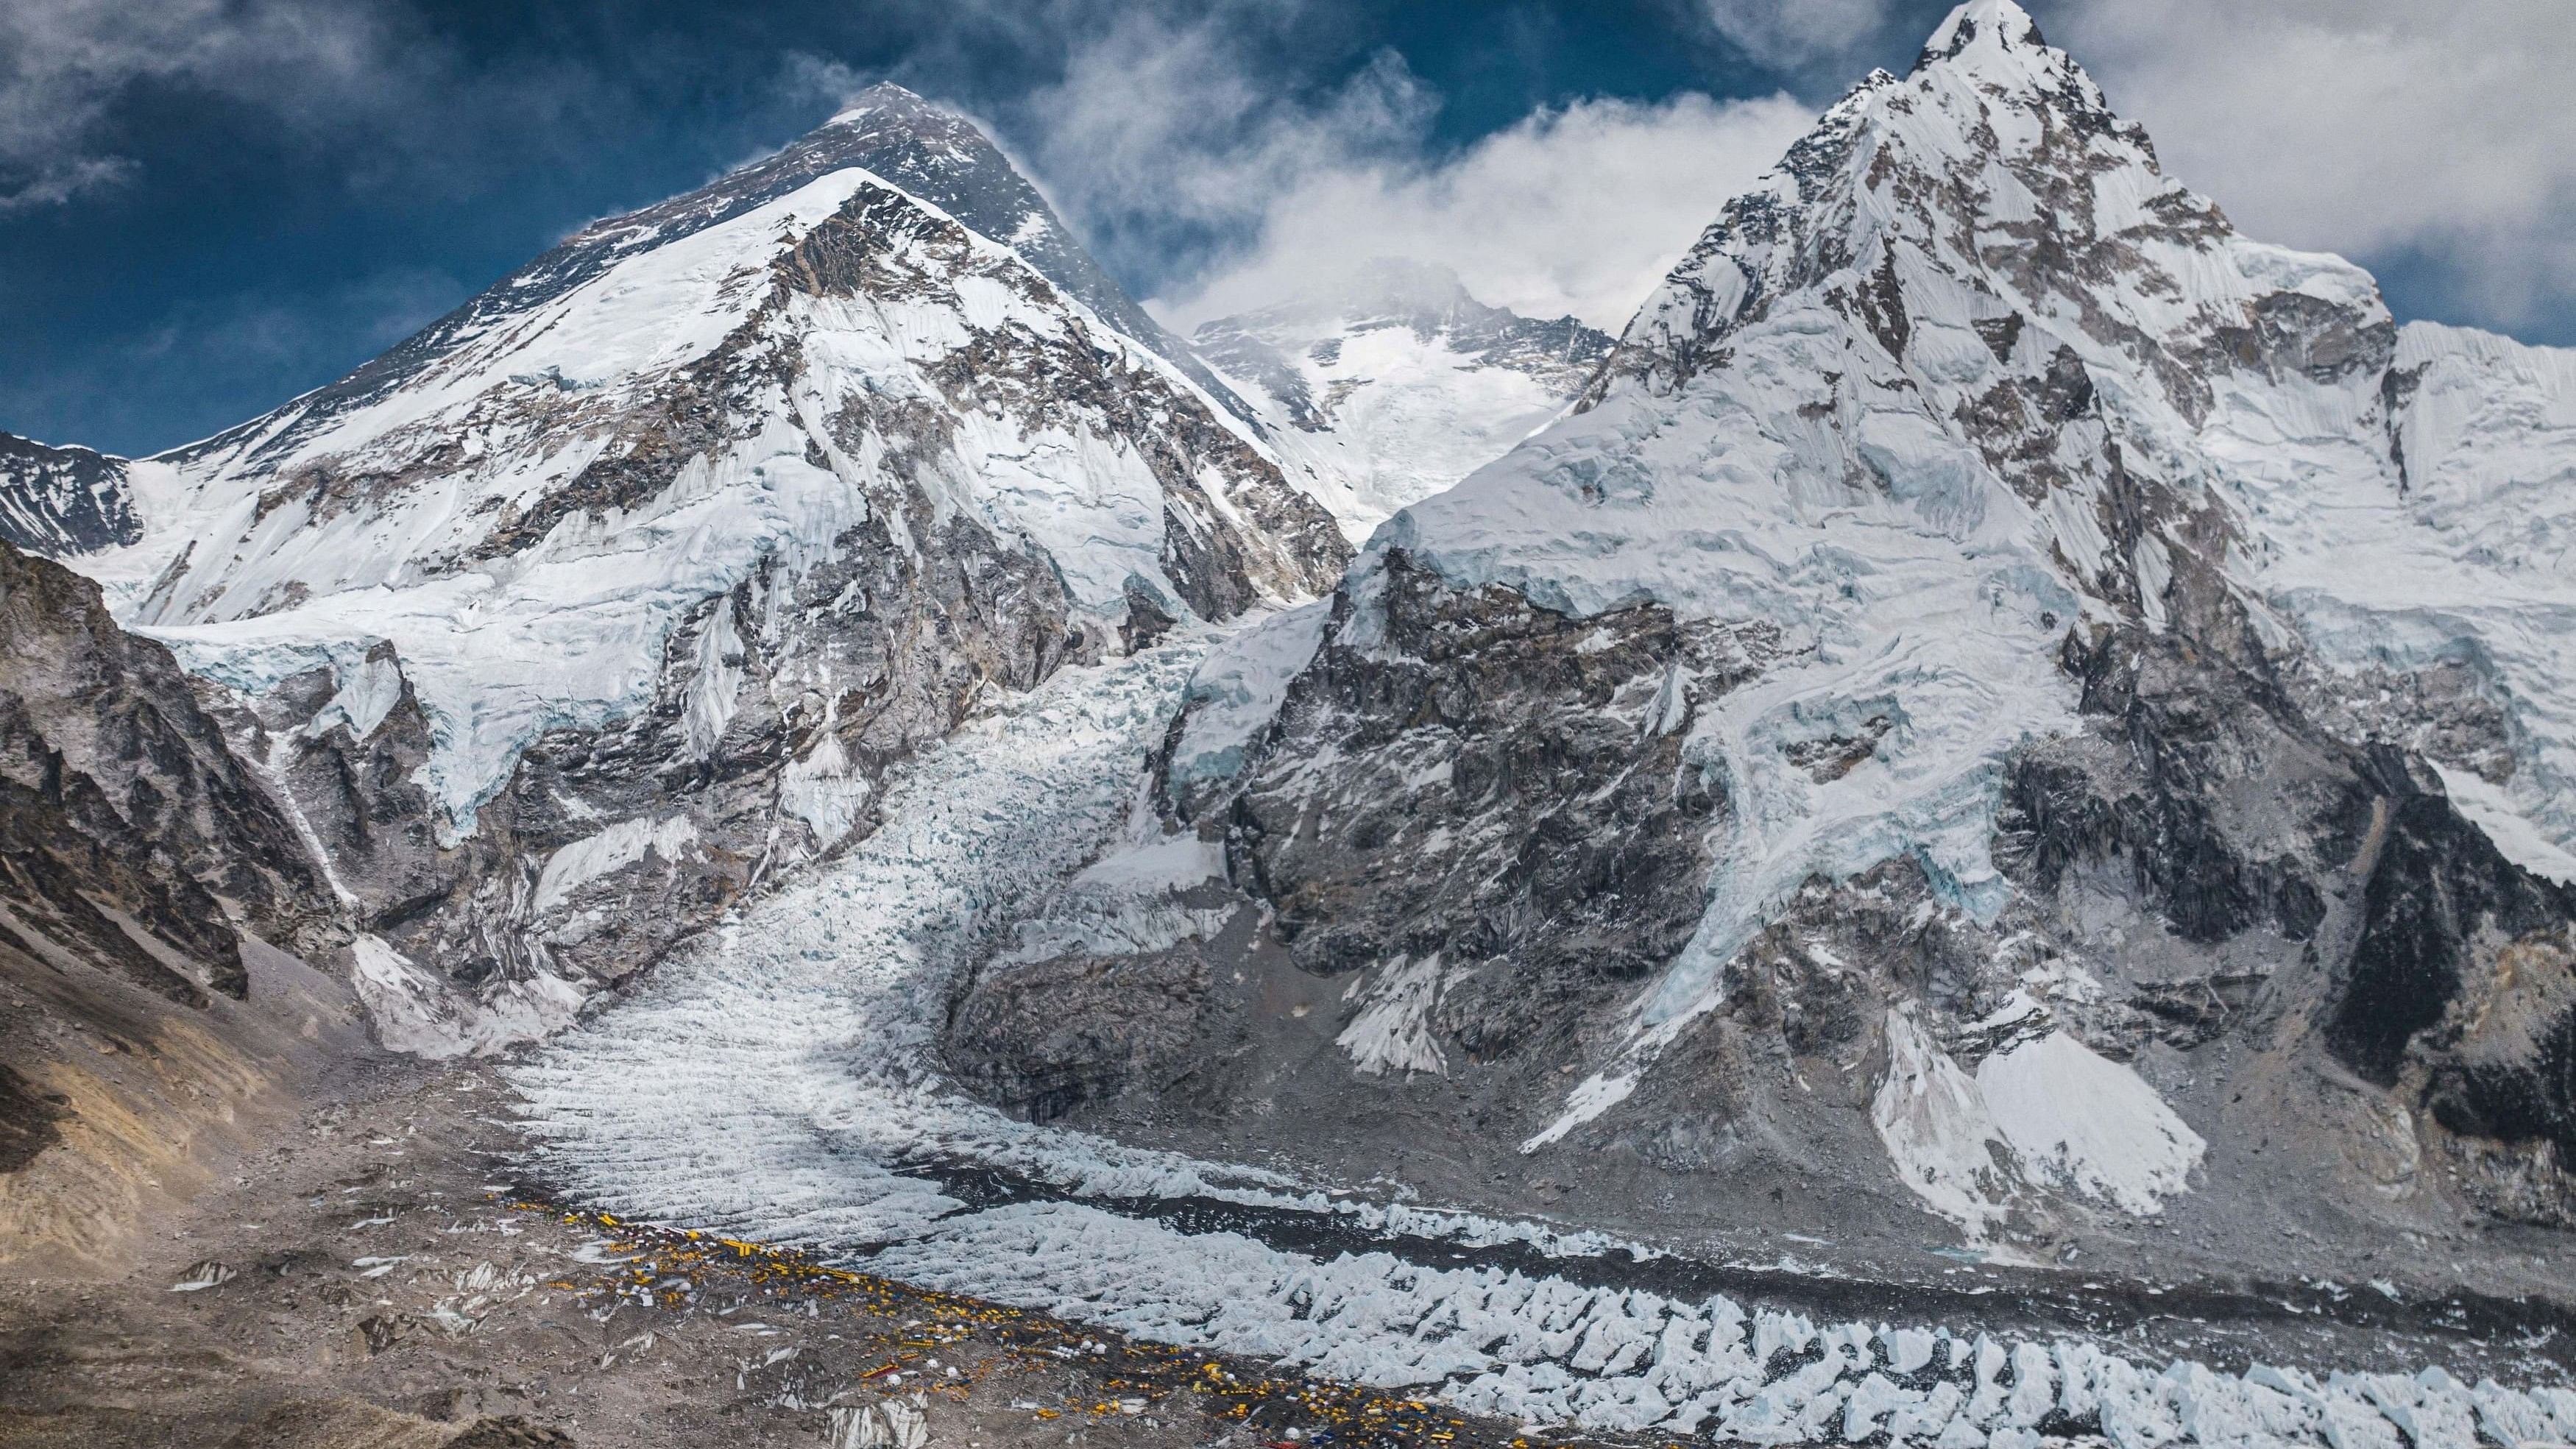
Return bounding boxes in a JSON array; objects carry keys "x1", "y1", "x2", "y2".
[{"x1": 2, "y1": 0, "x2": 2569, "y2": 457}]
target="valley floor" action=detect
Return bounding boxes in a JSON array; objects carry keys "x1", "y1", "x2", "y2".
[{"x1": 0, "y1": 1054, "x2": 1525, "y2": 1449}]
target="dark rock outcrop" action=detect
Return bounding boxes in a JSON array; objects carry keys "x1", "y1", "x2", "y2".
[
  {"x1": 0, "y1": 540, "x2": 337, "y2": 1005},
  {"x1": 1215, "y1": 552, "x2": 1763, "y2": 1061},
  {"x1": 0, "y1": 539, "x2": 364, "y2": 1267}
]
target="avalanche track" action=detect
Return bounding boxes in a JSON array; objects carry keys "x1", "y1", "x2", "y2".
[{"x1": 512, "y1": 631, "x2": 2576, "y2": 1447}]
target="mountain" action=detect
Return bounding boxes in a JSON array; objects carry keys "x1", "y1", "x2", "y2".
[
  {"x1": 0, "y1": 432, "x2": 138, "y2": 556},
  {"x1": 819, "y1": 85, "x2": 1264, "y2": 424},
  {"x1": 21, "y1": 13, "x2": 2576, "y2": 1439},
  {"x1": 951, "y1": 0, "x2": 2576, "y2": 1277},
  {"x1": 0, "y1": 538, "x2": 363, "y2": 1264},
  {"x1": 1193, "y1": 259, "x2": 1615, "y2": 536},
  {"x1": 0, "y1": 540, "x2": 336, "y2": 1007},
  {"x1": 61, "y1": 85, "x2": 1350, "y2": 1052}
]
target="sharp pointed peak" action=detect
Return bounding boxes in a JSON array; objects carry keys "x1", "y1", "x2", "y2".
[
  {"x1": 1914, "y1": 0, "x2": 2054, "y2": 74},
  {"x1": 824, "y1": 81, "x2": 947, "y2": 128}
]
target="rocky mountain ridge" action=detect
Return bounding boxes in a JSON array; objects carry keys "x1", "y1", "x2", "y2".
[
  {"x1": 13, "y1": 85, "x2": 1351, "y2": 1055},
  {"x1": 946, "y1": 0, "x2": 2576, "y2": 1275},
  {"x1": 0, "y1": 537, "x2": 364, "y2": 1265},
  {"x1": 0, "y1": 432, "x2": 137, "y2": 557}
]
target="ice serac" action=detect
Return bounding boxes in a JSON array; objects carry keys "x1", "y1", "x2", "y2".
[
  {"x1": 72, "y1": 88, "x2": 1349, "y2": 1051},
  {"x1": 1194, "y1": 258, "x2": 1616, "y2": 539},
  {"x1": 0, "y1": 432, "x2": 138, "y2": 557},
  {"x1": 966, "y1": 0, "x2": 2576, "y2": 1266}
]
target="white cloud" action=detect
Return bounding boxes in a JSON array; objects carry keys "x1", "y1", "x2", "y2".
[
  {"x1": 979, "y1": 5, "x2": 1817, "y2": 333},
  {"x1": 1005, "y1": 14, "x2": 1441, "y2": 287},
  {"x1": 1704, "y1": 0, "x2": 1897, "y2": 69},
  {"x1": 1153, "y1": 90, "x2": 1818, "y2": 331},
  {"x1": 2050, "y1": 0, "x2": 2576, "y2": 329}
]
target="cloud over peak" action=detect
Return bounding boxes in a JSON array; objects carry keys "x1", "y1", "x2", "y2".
[
  {"x1": 1150, "y1": 87, "x2": 1816, "y2": 333},
  {"x1": 2055, "y1": 0, "x2": 2576, "y2": 330},
  {"x1": 934, "y1": 4, "x2": 1816, "y2": 334}
]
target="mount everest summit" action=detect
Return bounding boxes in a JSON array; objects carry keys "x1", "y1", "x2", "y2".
[
  {"x1": 8, "y1": 3, "x2": 2576, "y2": 1442},
  {"x1": 10, "y1": 82, "x2": 1368, "y2": 1052}
]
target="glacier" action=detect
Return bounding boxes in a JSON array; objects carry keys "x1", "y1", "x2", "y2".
[{"x1": 514, "y1": 620, "x2": 2575, "y2": 1447}]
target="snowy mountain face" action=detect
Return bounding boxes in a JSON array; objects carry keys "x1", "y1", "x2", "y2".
[
  {"x1": 951, "y1": 0, "x2": 2576, "y2": 1272},
  {"x1": 0, "y1": 433, "x2": 138, "y2": 557},
  {"x1": 66, "y1": 85, "x2": 1348, "y2": 1050},
  {"x1": 1193, "y1": 260, "x2": 1614, "y2": 536},
  {"x1": 796, "y1": 85, "x2": 1266, "y2": 425}
]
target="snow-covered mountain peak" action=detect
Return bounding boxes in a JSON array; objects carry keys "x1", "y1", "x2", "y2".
[
  {"x1": 809, "y1": 83, "x2": 1043, "y2": 228},
  {"x1": 1897, "y1": 0, "x2": 2144, "y2": 171},
  {"x1": 1594, "y1": 0, "x2": 2350, "y2": 434},
  {"x1": 1194, "y1": 259, "x2": 1614, "y2": 537},
  {"x1": 823, "y1": 79, "x2": 941, "y2": 127},
  {"x1": 155, "y1": 88, "x2": 1250, "y2": 487},
  {"x1": 804, "y1": 84, "x2": 1250, "y2": 414},
  {"x1": 1915, "y1": 0, "x2": 2050, "y2": 73},
  {"x1": 51, "y1": 82, "x2": 1350, "y2": 1041},
  {"x1": 1148, "y1": 0, "x2": 2576, "y2": 1246}
]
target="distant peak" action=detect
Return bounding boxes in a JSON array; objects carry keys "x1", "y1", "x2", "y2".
[
  {"x1": 1914, "y1": 0, "x2": 2050, "y2": 73},
  {"x1": 825, "y1": 82, "x2": 941, "y2": 128},
  {"x1": 1195, "y1": 257, "x2": 1489, "y2": 336},
  {"x1": 0, "y1": 429, "x2": 118, "y2": 461}
]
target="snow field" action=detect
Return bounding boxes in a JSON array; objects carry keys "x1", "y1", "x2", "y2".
[{"x1": 1224, "y1": 319, "x2": 1581, "y2": 541}]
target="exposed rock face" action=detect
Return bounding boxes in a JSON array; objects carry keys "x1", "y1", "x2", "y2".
[
  {"x1": 0, "y1": 541, "x2": 336, "y2": 1006},
  {"x1": 948, "y1": 922, "x2": 1221, "y2": 1124},
  {"x1": 0, "y1": 432, "x2": 137, "y2": 557},
  {"x1": 1212, "y1": 553, "x2": 1760, "y2": 1062},
  {"x1": 945, "y1": 0, "x2": 2576, "y2": 1264},
  {"x1": 1195, "y1": 260, "x2": 1616, "y2": 537},
  {"x1": 0, "y1": 539, "x2": 363, "y2": 1266},
  {"x1": 62, "y1": 93, "x2": 1348, "y2": 1049}
]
